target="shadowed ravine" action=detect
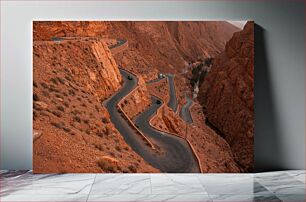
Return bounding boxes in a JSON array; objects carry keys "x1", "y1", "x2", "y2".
[{"x1": 104, "y1": 69, "x2": 200, "y2": 173}]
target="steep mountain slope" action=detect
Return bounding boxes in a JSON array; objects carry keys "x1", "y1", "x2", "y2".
[
  {"x1": 34, "y1": 21, "x2": 239, "y2": 78},
  {"x1": 198, "y1": 21, "x2": 254, "y2": 172},
  {"x1": 33, "y1": 39, "x2": 158, "y2": 173}
]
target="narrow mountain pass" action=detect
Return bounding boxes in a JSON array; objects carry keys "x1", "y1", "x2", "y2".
[
  {"x1": 134, "y1": 96, "x2": 200, "y2": 173},
  {"x1": 104, "y1": 69, "x2": 200, "y2": 173}
]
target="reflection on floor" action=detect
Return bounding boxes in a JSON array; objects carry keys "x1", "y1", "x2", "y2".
[{"x1": 0, "y1": 170, "x2": 305, "y2": 201}]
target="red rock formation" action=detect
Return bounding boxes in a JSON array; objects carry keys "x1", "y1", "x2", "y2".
[
  {"x1": 198, "y1": 21, "x2": 254, "y2": 172},
  {"x1": 33, "y1": 39, "x2": 158, "y2": 173},
  {"x1": 120, "y1": 76, "x2": 151, "y2": 119},
  {"x1": 33, "y1": 21, "x2": 239, "y2": 79}
]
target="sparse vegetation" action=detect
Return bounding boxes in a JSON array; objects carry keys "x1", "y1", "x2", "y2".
[
  {"x1": 52, "y1": 111, "x2": 62, "y2": 118},
  {"x1": 73, "y1": 116, "x2": 81, "y2": 123},
  {"x1": 57, "y1": 105, "x2": 65, "y2": 112},
  {"x1": 33, "y1": 93, "x2": 39, "y2": 101},
  {"x1": 97, "y1": 159, "x2": 117, "y2": 172},
  {"x1": 83, "y1": 119, "x2": 89, "y2": 124},
  {"x1": 101, "y1": 117, "x2": 109, "y2": 123},
  {"x1": 50, "y1": 78, "x2": 58, "y2": 85},
  {"x1": 128, "y1": 165, "x2": 137, "y2": 173},
  {"x1": 57, "y1": 77, "x2": 65, "y2": 85},
  {"x1": 51, "y1": 122, "x2": 63, "y2": 129},
  {"x1": 115, "y1": 145, "x2": 122, "y2": 152}
]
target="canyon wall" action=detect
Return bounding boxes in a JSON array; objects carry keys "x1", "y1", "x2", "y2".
[
  {"x1": 198, "y1": 21, "x2": 254, "y2": 172},
  {"x1": 34, "y1": 21, "x2": 239, "y2": 79}
]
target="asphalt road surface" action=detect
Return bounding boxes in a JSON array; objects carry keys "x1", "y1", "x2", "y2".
[
  {"x1": 134, "y1": 96, "x2": 200, "y2": 172},
  {"x1": 167, "y1": 74, "x2": 178, "y2": 112},
  {"x1": 180, "y1": 95, "x2": 193, "y2": 123},
  {"x1": 104, "y1": 69, "x2": 200, "y2": 173}
]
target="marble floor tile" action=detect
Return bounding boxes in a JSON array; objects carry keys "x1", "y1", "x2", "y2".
[
  {"x1": 275, "y1": 194, "x2": 306, "y2": 202},
  {"x1": 256, "y1": 173, "x2": 305, "y2": 195},
  {"x1": 286, "y1": 170, "x2": 305, "y2": 183},
  {"x1": 0, "y1": 194, "x2": 88, "y2": 202},
  {"x1": 1, "y1": 172, "x2": 96, "y2": 196},
  {"x1": 150, "y1": 174, "x2": 207, "y2": 195},
  {"x1": 90, "y1": 174, "x2": 151, "y2": 195},
  {"x1": 198, "y1": 174, "x2": 254, "y2": 195},
  {"x1": 88, "y1": 194, "x2": 211, "y2": 202},
  {"x1": 210, "y1": 194, "x2": 282, "y2": 202}
]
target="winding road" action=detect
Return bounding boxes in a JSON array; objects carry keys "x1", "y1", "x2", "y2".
[
  {"x1": 134, "y1": 96, "x2": 200, "y2": 173},
  {"x1": 104, "y1": 69, "x2": 200, "y2": 173},
  {"x1": 166, "y1": 74, "x2": 178, "y2": 112},
  {"x1": 180, "y1": 95, "x2": 193, "y2": 123}
]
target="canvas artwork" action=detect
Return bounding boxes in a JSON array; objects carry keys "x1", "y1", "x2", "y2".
[{"x1": 33, "y1": 21, "x2": 254, "y2": 173}]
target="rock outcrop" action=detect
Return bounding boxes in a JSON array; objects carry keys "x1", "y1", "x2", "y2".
[
  {"x1": 198, "y1": 21, "x2": 254, "y2": 172},
  {"x1": 33, "y1": 39, "x2": 158, "y2": 173},
  {"x1": 33, "y1": 21, "x2": 239, "y2": 80},
  {"x1": 120, "y1": 76, "x2": 151, "y2": 119}
]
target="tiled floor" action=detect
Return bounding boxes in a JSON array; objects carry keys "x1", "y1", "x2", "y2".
[{"x1": 0, "y1": 170, "x2": 305, "y2": 201}]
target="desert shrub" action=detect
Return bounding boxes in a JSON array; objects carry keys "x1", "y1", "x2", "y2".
[
  {"x1": 77, "y1": 97, "x2": 82, "y2": 102},
  {"x1": 33, "y1": 82, "x2": 38, "y2": 88},
  {"x1": 128, "y1": 165, "x2": 137, "y2": 173},
  {"x1": 83, "y1": 119, "x2": 89, "y2": 124},
  {"x1": 50, "y1": 78, "x2": 58, "y2": 85},
  {"x1": 63, "y1": 101, "x2": 69, "y2": 107},
  {"x1": 33, "y1": 93, "x2": 39, "y2": 101},
  {"x1": 95, "y1": 144, "x2": 104, "y2": 151},
  {"x1": 41, "y1": 82, "x2": 48, "y2": 89},
  {"x1": 57, "y1": 77, "x2": 65, "y2": 85},
  {"x1": 57, "y1": 106, "x2": 65, "y2": 112},
  {"x1": 96, "y1": 131, "x2": 104, "y2": 137},
  {"x1": 65, "y1": 76, "x2": 72, "y2": 82},
  {"x1": 124, "y1": 146, "x2": 129, "y2": 151},
  {"x1": 73, "y1": 116, "x2": 81, "y2": 123},
  {"x1": 63, "y1": 127, "x2": 71, "y2": 133},
  {"x1": 101, "y1": 117, "x2": 109, "y2": 123},
  {"x1": 85, "y1": 129, "x2": 90, "y2": 135},
  {"x1": 55, "y1": 94, "x2": 64, "y2": 99},
  {"x1": 97, "y1": 159, "x2": 116, "y2": 172},
  {"x1": 68, "y1": 89, "x2": 75, "y2": 96},
  {"x1": 104, "y1": 126, "x2": 111, "y2": 136},
  {"x1": 110, "y1": 152, "x2": 116, "y2": 157},
  {"x1": 72, "y1": 109, "x2": 81, "y2": 115},
  {"x1": 95, "y1": 105, "x2": 99, "y2": 112},
  {"x1": 48, "y1": 86, "x2": 60, "y2": 93},
  {"x1": 52, "y1": 111, "x2": 62, "y2": 118},
  {"x1": 81, "y1": 103, "x2": 87, "y2": 107},
  {"x1": 42, "y1": 90, "x2": 50, "y2": 98},
  {"x1": 115, "y1": 145, "x2": 122, "y2": 152},
  {"x1": 51, "y1": 122, "x2": 63, "y2": 129}
]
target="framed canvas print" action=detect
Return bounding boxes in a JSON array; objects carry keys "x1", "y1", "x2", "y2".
[{"x1": 33, "y1": 21, "x2": 254, "y2": 173}]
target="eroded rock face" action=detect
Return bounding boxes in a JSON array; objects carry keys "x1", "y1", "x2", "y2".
[
  {"x1": 33, "y1": 21, "x2": 239, "y2": 80},
  {"x1": 198, "y1": 21, "x2": 254, "y2": 172},
  {"x1": 33, "y1": 39, "x2": 158, "y2": 173},
  {"x1": 121, "y1": 76, "x2": 151, "y2": 119}
]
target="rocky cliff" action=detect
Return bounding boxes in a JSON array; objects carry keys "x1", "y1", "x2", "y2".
[
  {"x1": 198, "y1": 21, "x2": 254, "y2": 172},
  {"x1": 34, "y1": 21, "x2": 239, "y2": 79},
  {"x1": 33, "y1": 39, "x2": 158, "y2": 173}
]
